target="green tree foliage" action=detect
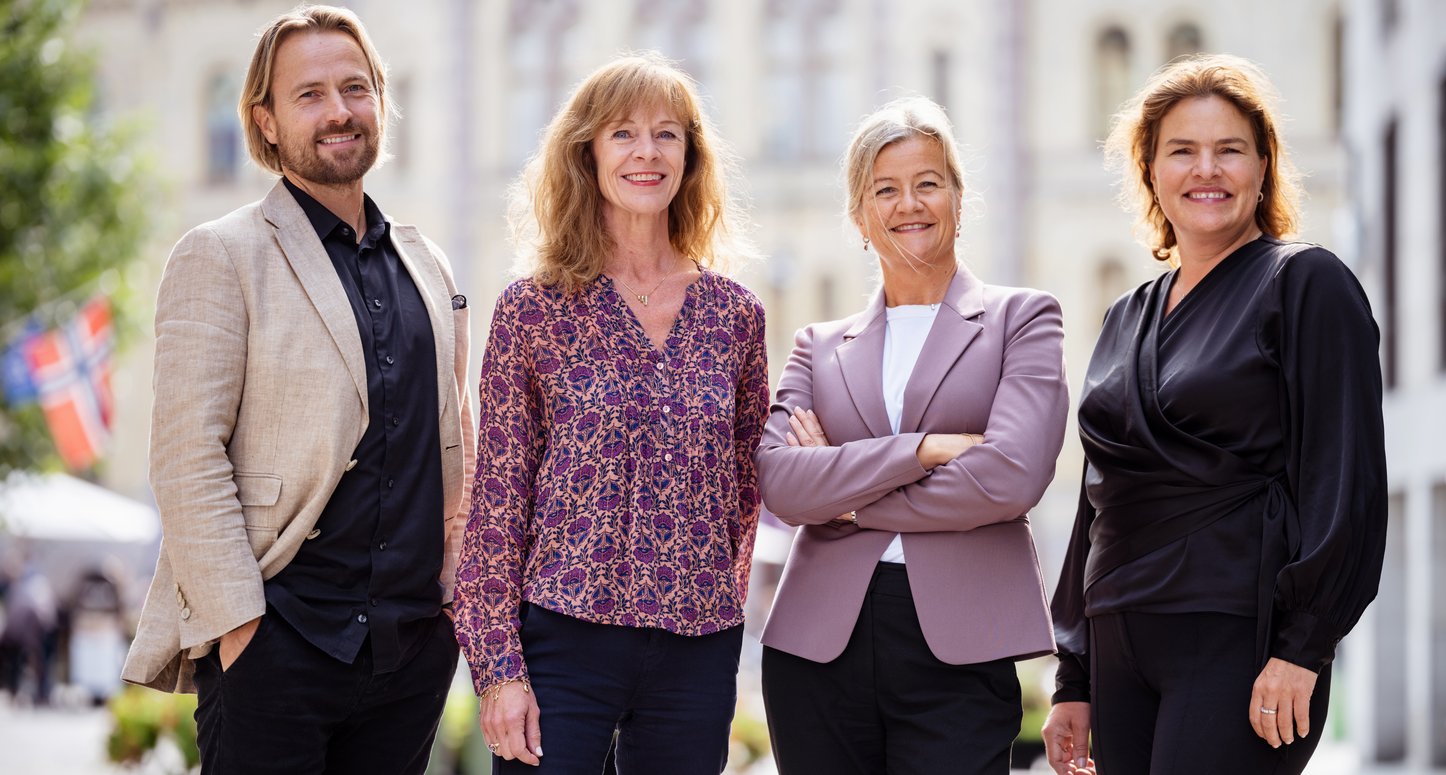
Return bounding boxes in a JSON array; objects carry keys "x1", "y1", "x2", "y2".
[{"x1": 0, "y1": 0, "x2": 151, "y2": 477}]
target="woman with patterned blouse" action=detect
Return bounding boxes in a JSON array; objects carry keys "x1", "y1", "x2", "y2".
[{"x1": 452, "y1": 53, "x2": 768, "y2": 774}]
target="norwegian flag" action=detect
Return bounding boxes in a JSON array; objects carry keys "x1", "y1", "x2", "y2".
[{"x1": 24, "y1": 296, "x2": 115, "y2": 470}]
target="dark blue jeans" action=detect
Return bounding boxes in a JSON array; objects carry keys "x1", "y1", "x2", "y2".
[{"x1": 496, "y1": 604, "x2": 743, "y2": 775}]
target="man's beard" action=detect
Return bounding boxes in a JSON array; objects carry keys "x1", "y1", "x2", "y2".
[{"x1": 278, "y1": 121, "x2": 379, "y2": 186}]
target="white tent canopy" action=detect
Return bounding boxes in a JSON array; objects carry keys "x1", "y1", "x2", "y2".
[{"x1": 0, "y1": 472, "x2": 158, "y2": 544}]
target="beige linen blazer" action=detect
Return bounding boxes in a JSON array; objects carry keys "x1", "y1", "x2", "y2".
[{"x1": 121, "y1": 181, "x2": 475, "y2": 692}]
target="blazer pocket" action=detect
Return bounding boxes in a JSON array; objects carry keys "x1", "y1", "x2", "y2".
[
  {"x1": 234, "y1": 473, "x2": 282, "y2": 506},
  {"x1": 243, "y1": 525, "x2": 279, "y2": 557}
]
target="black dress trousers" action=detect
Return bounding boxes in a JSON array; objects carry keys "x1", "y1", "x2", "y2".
[
  {"x1": 762, "y1": 562, "x2": 1022, "y2": 775},
  {"x1": 192, "y1": 605, "x2": 458, "y2": 775}
]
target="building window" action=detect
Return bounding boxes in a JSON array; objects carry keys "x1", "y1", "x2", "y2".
[
  {"x1": 1380, "y1": 0, "x2": 1400, "y2": 36},
  {"x1": 1095, "y1": 27, "x2": 1131, "y2": 139},
  {"x1": 204, "y1": 70, "x2": 241, "y2": 185},
  {"x1": 387, "y1": 76, "x2": 410, "y2": 172},
  {"x1": 507, "y1": 0, "x2": 579, "y2": 165},
  {"x1": 1383, "y1": 118, "x2": 1399, "y2": 389},
  {"x1": 818, "y1": 275, "x2": 837, "y2": 321},
  {"x1": 1096, "y1": 258, "x2": 1126, "y2": 324},
  {"x1": 763, "y1": 0, "x2": 846, "y2": 162},
  {"x1": 1439, "y1": 74, "x2": 1446, "y2": 372},
  {"x1": 1331, "y1": 13, "x2": 1344, "y2": 137},
  {"x1": 1373, "y1": 492, "x2": 1408, "y2": 762},
  {"x1": 1432, "y1": 484, "x2": 1446, "y2": 766},
  {"x1": 931, "y1": 49, "x2": 952, "y2": 115},
  {"x1": 632, "y1": 0, "x2": 711, "y2": 89},
  {"x1": 1164, "y1": 22, "x2": 1203, "y2": 62}
]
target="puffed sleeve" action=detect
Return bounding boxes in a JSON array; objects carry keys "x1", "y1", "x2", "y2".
[
  {"x1": 1050, "y1": 461, "x2": 1095, "y2": 703},
  {"x1": 454, "y1": 282, "x2": 547, "y2": 695},
  {"x1": 1261, "y1": 248, "x2": 1387, "y2": 671},
  {"x1": 729, "y1": 293, "x2": 769, "y2": 600}
]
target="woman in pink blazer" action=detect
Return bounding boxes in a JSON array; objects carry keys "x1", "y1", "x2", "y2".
[{"x1": 755, "y1": 97, "x2": 1069, "y2": 774}]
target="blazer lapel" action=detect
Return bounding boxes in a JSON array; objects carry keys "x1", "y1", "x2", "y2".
[
  {"x1": 390, "y1": 225, "x2": 453, "y2": 419},
  {"x1": 835, "y1": 290, "x2": 893, "y2": 439},
  {"x1": 260, "y1": 182, "x2": 369, "y2": 414},
  {"x1": 898, "y1": 266, "x2": 985, "y2": 434}
]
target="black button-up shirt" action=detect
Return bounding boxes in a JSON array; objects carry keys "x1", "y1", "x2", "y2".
[{"x1": 265, "y1": 179, "x2": 444, "y2": 673}]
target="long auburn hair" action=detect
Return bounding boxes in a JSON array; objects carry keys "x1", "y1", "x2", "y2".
[{"x1": 1105, "y1": 53, "x2": 1301, "y2": 261}]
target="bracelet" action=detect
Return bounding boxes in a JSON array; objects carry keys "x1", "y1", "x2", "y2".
[{"x1": 488, "y1": 677, "x2": 531, "y2": 703}]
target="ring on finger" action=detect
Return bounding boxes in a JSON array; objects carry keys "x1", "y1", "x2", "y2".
[{"x1": 1260, "y1": 706, "x2": 1278, "y2": 715}]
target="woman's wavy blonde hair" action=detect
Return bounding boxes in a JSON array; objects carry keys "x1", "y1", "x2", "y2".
[
  {"x1": 509, "y1": 52, "x2": 750, "y2": 292},
  {"x1": 1105, "y1": 53, "x2": 1301, "y2": 261}
]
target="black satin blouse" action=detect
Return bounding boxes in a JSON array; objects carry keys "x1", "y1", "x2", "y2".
[{"x1": 1051, "y1": 237, "x2": 1387, "y2": 703}]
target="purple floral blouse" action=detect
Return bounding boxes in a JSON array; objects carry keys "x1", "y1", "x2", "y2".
[{"x1": 453, "y1": 270, "x2": 769, "y2": 694}]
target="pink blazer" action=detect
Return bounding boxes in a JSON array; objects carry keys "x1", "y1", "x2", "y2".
[{"x1": 756, "y1": 266, "x2": 1067, "y2": 665}]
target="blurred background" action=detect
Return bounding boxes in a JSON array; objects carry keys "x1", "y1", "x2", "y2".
[{"x1": 0, "y1": 0, "x2": 1442, "y2": 772}]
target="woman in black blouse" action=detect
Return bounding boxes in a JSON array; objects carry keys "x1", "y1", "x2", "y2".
[{"x1": 1042, "y1": 54, "x2": 1386, "y2": 774}]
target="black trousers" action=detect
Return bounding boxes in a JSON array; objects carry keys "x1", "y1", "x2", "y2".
[
  {"x1": 192, "y1": 606, "x2": 458, "y2": 775},
  {"x1": 761, "y1": 562, "x2": 1022, "y2": 775},
  {"x1": 496, "y1": 604, "x2": 743, "y2": 775},
  {"x1": 1090, "y1": 611, "x2": 1331, "y2": 775}
]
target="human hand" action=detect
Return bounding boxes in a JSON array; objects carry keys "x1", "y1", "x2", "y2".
[
  {"x1": 1250, "y1": 657, "x2": 1317, "y2": 747},
  {"x1": 785, "y1": 407, "x2": 830, "y2": 448},
  {"x1": 1042, "y1": 701, "x2": 1094, "y2": 774},
  {"x1": 915, "y1": 432, "x2": 985, "y2": 469},
  {"x1": 481, "y1": 680, "x2": 542, "y2": 765},
  {"x1": 218, "y1": 616, "x2": 261, "y2": 671}
]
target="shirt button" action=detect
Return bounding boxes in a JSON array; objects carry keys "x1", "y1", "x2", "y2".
[
  {"x1": 372, "y1": 299, "x2": 382, "y2": 309},
  {"x1": 654, "y1": 361, "x2": 664, "y2": 370},
  {"x1": 370, "y1": 598, "x2": 379, "y2": 607},
  {"x1": 391, "y1": 417, "x2": 400, "y2": 427},
  {"x1": 357, "y1": 613, "x2": 368, "y2": 624},
  {"x1": 180, "y1": 607, "x2": 191, "y2": 621},
  {"x1": 661, "y1": 405, "x2": 671, "y2": 414},
  {"x1": 387, "y1": 478, "x2": 395, "y2": 488},
  {"x1": 664, "y1": 452, "x2": 673, "y2": 462},
  {"x1": 378, "y1": 541, "x2": 387, "y2": 551},
  {"x1": 385, "y1": 355, "x2": 395, "y2": 365}
]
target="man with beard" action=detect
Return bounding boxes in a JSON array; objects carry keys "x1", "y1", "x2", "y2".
[{"x1": 121, "y1": 6, "x2": 474, "y2": 773}]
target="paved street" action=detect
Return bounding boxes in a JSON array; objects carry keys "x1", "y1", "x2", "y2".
[
  {"x1": 0, "y1": 699, "x2": 131, "y2": 775},
  {"x1": 0, "y1": 691, "x2": 1437, "y2": 775}
]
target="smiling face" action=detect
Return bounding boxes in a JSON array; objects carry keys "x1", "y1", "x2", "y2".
[
  {"x1": 1149, "y1": 95, "x2": 1267, "y2": 250},
  {"x1": 252, "y1": 30, "x2": 380, "y2": 188},
  {"x1": 591, "y1": 105, "x2": 688, "y2": 228},
  {"x1": 855, "y1": 134, "x2": 961, "y2": 268}
]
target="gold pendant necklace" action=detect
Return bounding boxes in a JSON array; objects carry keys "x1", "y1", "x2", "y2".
[{"x1": 612, "y1": 269, "x2": 675, "y2": 306}]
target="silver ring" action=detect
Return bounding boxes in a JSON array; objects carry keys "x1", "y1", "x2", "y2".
[{"x1": 1260, "y1": 707, "x2": 1278, "y2": 715}]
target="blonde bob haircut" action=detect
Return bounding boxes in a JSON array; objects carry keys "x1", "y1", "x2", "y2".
[
  {"x1": 843, "y1": 97, "x2": 966, "y2": 232},
  {"x1": 239, "y1": 4, "x2": 391, "y2": 176},
  {"x1": 511, "y1": 52, "x2": 748, "y2": 293},
  {"x1": 1105, "y1": 53, "x2": 1301, "y2": 261}
]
